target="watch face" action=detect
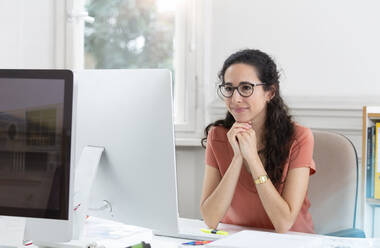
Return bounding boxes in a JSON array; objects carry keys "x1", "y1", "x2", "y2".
[{"x1": 255, "y1": 175, "x2": 268, "y2": 184}]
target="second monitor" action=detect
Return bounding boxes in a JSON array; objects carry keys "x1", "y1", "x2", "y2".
[{"x1": 74, "y1": 69, "x2": 179, "y2": 234}]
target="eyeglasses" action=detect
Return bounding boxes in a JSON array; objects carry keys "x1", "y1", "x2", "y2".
[{"x1": 218, "y1": 82, "x2": 265, "y2": 98}]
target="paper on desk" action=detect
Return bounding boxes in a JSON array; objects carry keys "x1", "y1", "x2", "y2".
[
  {"x1": 81, "y1": 216, "x2": 153, "y2": 248},
  {"x1": 0, "y1": 217, "x2": 26, "y2": 248},
  {"x1": 205, "y1": 230, "x2": 379, "y2": 248},
  {"x1": 34, "y1": 217, "x2": 153, "y2": 248}
]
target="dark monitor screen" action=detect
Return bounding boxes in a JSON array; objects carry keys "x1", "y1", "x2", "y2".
[{"x1": 0, "y1": 70, "x2": 73, "y2": 220}]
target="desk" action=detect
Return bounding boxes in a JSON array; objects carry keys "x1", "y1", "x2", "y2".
[
  {"x1": 30, "y1": 218, "x2": 380, "y2": 248},
  {"x1": 149, "y1": 219, "x2": 380, "y2": 248},
  {"x1": 150, "y1": 230, "x2": 380, "y2": 248}
]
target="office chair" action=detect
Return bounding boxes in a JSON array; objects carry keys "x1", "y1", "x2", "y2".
[{"x1": 308, "y1": 130, "x2": 365, "y2": 238}]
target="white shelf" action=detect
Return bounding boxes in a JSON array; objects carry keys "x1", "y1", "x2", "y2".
[{"x1": 367, "y1": 198, "x2": 380, "y2": 206}]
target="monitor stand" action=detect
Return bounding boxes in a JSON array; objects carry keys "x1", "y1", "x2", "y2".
[
  {"x1": 0, "y1": 216, "x2": 26, "y2": 248},
  {"x1": 34, "y1": 146, "x2": 104, "y2": 248}
]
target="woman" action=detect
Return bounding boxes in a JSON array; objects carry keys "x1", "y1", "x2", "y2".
[{"x1": 200, "y1": 49, "x2": 316, "y2": 234}]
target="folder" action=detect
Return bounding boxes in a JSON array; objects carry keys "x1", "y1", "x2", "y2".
[{"x1": 375, "y1": 123, "x2": 380, "y2": 199}]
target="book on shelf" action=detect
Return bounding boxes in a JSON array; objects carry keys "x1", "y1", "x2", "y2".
[
  {"x1": 366, "y1": 124, "x2": 379, "y2": 199},
  {"x1": 366, "y1": 126, "x2": 373, "y2": 198},
  {"x1": 371, "y1": 126, "x2": 376, "y2": 198},
  {"x1": 375, "y1": 123, "x2": 380, "y2": 199}
]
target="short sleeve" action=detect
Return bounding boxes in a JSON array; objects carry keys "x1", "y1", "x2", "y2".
[
  {"x1": 205, "y1": 127, "x2": 218, "y2": 168},
  {"x1": 288, "y1": 127, "x2": 316, "y2": 175}
]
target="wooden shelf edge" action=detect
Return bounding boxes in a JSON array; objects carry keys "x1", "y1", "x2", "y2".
[{"x1": 368, "y1": 113, "x2": 380, "y2": 119}]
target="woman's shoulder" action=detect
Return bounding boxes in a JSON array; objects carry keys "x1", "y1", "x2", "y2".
[
  {"x1": 208, "y1": 125, "x2": 229, "y2": 143},
  {"x1": 292, "y1": 122, "x2": 314, "y2": 144}
]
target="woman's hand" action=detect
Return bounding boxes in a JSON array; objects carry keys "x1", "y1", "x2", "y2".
[
  {"x1": 236, "y1": 128, "x2": 260, "y2": 164},
  {"x1": 227, "y1": 122, "x2": 252, "y2": 159}
]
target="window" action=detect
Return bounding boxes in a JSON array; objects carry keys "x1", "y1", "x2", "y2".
[
  {"x1": 63, "y1": 0, "x2": 203, "y2": 144},
  {"x1": 84, "y1": 0, "x2": 175, "y2": 71},
  {"x1": 84, "y1": 0, "x2": 194, "y2": 127}
]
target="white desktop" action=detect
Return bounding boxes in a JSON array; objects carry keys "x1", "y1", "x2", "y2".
[{"x1": 74, "y1": 69, "x2": 179, "y2": 234}]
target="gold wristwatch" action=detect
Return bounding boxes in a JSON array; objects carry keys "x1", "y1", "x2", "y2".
[{"x1": 254, "y1": 175, "x2": 269, "y2": 185}]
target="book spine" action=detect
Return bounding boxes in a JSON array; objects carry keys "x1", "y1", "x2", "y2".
[
  {"x1": 367, "y1": 127, "x2": 373, "y2": 198},
  {"x1": 371, "y1": 126, "x2": 376, "y2": 198},
  {"x1": 375, "y1": 123, "x2": 380, "y2": 199}
]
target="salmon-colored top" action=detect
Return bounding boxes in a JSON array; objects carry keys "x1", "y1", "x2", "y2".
[{"x1": 205, "y1": 123, "x2": 316, "y2": 233}]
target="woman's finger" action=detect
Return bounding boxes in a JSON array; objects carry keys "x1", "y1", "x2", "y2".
[
  {"x1": 230, "y1": 127, "x2": 247, "y2": 136},
  {"x1": 230, "y1": 130, "x2": 248, "y2": 144},
  {"x1": 232, "y1": 122, "x2": 252, "y2": 130}
]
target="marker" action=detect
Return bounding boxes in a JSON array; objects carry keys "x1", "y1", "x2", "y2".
[
  {"x1": 125, "y1": 241, "x2": 151, "y2": 248},
  {"x1": 200, "y1": 228, "x2": 228, "y2": 236},
  {"x1": 182, "y1": 240, "x2": 212, "y2": 245}
]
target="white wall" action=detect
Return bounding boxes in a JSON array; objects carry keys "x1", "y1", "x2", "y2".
[
  {"x1": 176, "y1": 147, "x2": 205, "y2": 219},
  {"x1": 205, "y1": 0, "x2": 380, "y2": 102},
  {"x1": 0, "y1": 0, "x2": 56, "y2": 69}
]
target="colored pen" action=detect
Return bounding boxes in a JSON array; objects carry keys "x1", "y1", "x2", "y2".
[
  {"x1": 200, "y1": 228, "x2": 228, "y2": 236},
  {"x1": 182, "y1": 240, "x2": 212, "y2": 245}
]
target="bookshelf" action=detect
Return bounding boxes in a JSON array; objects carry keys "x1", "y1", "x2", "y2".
[{"x1": 362, "y1": 106, "x2": 380, "y2": 237}]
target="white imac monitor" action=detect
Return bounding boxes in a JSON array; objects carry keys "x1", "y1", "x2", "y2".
[
  {"x1": 0, "y1": 70, "x2": 75, "y2": 242},
  {"x1": 74, "y1": 69, "x2": 179, "y2": 234}
]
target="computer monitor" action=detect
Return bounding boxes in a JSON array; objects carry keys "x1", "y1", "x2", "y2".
[
  {"x1": 0, "y1": 70, "x2": 75, "y2": 242},
  {"x1": 74, "y1": 69, "x2": 179, "y2": 234}
]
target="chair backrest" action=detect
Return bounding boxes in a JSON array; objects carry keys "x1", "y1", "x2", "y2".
[{"x1": 309, "y1": 131, "x2": 359, "y2": 234}]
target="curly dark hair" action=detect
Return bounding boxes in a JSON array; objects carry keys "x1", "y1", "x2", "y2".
[{"x1": 201, "y1": 49, "x2": 295, "y2": 185}]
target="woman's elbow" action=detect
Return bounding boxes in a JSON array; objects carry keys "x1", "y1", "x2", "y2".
[
  {"x1": 201, "y1": 215, "x2": 218, "y2": 230},
  {"x1": 204, "y1": 219, "x2": 218, "y2": 230},
  {"x1": 273, "y1": 219, "x2": 293, "y2": 234},
  {"x1": 274, "y1": 225, "x2": 290, "y2": 234},
  {"x1": 200, "y1": 205, "x2": 219, "y2": 229}
]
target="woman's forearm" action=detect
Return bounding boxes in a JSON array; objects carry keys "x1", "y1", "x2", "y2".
[
  {"x1": 248, "y1": 157, "x2": 294, "y2": 233},
  {"x1": 200, "y1": 156, "x2": 243, "y2": 229}
]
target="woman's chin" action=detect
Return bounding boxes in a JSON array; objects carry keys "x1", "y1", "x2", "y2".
[
  {"x1": 230, "y1": 110, "x2": 254, "y2": 123},
  {"x1": 233, "y1": 116, "x2": 252, "y2": 123}
]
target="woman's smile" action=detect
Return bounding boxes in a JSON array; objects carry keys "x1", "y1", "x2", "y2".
[{"x1": 232, "y1": 107, "x2": 249, "y2": 113}]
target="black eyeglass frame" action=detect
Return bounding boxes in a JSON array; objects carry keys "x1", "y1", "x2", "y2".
[{"x1": 217, "y1": 82, "x2": 266, "y2": 98}]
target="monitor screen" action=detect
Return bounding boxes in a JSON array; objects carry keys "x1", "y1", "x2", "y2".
[{"x1": 0, "y1": 70, "x2": 73, "y2": 220}]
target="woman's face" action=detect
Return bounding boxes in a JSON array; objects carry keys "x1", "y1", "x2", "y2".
[{"x1": 223, "y1": 63, "x2": 273, "y2": 123}]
